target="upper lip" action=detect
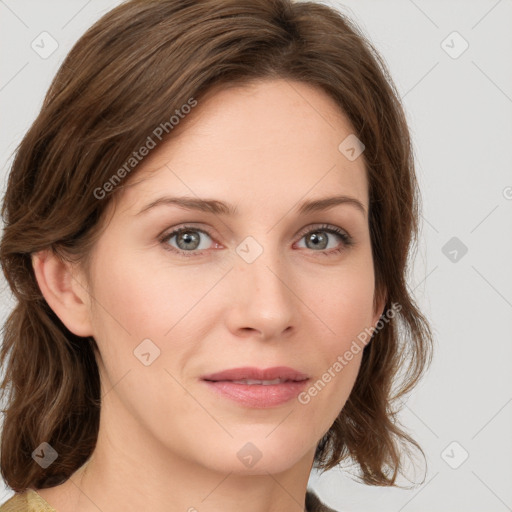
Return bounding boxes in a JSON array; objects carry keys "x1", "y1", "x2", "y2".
[{"x1": 201, "y1": 366, "x2": 309, "y2": 382}]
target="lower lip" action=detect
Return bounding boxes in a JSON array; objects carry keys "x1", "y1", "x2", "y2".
[{"x1": 202, "y1": 380, "x2": 309, "y2": 408}]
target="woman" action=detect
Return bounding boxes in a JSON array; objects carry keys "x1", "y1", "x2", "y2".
[{"x1": 0, "y1": 0, "x2": 433, "y2": 511}]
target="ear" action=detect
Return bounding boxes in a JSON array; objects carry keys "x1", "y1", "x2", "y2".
[{"x1": 31, "y1": 249, "x2": 94, "y2": 337}]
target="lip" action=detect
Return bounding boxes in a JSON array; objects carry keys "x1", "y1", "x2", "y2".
[
  {"x1": 201, "y1": 366, "x2": 309, "y2": 382},
  {"x1": 201, "y1": 366, "x2": 310, "y2": 408}
]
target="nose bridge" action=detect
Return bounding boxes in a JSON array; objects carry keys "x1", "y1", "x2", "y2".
[{"x1": 229, "y1": 233, "x2": 296, "y2": 337}]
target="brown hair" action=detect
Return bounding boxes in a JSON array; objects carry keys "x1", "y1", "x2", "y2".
[{"x1": 0, "y1": 0, "x2": 433, "y2": 492}]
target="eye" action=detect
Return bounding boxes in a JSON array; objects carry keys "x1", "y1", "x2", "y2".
[
  {"x1": 159, "y1": 223, "x2": 354, "y2": 258},
  {"x1": 160, "y1": 226, "x2": 217, "y2": 257},
  {"x1": 295, "y1": 224, "x2": 354, "y2": 256}
]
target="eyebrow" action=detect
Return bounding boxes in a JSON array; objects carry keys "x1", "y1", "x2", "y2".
[{"x1": 135, "y1": 194, "x2": 367, "y2": 217}]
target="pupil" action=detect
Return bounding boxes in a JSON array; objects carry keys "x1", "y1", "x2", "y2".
[
  {"x1": 309, "y1": 232, "x2": 327, "y2": 249},
  {"x1": 180, "y1": 231, "x2": 198, "y2": 249}
]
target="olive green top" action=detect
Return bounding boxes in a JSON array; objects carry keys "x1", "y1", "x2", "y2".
[{"x1": 0, "y1": 488, "x2": 338, "y2": 511}]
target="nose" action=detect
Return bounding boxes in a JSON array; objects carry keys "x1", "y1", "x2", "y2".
[{"x1": 224, "y1": 240, "x2": 297, "y2": 341}]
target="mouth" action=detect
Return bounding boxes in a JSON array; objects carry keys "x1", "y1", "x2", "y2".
[
  {"x1": 223, "y1": 378, "x2": 296, "y2": 385},
  {"x1": 201, "y1": 366, "x2": 309, "y2": 383},
  {"x1": 201, "y1": 366, "x2": 310, "y2": 408}
]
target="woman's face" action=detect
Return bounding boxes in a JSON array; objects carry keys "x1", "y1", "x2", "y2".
[{"x1": 81, "y1": 78, "x2": 383, "y2": 475}]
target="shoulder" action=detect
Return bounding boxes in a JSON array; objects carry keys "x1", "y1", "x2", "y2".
[
  {"x1": 0, "y1": 489, "x2": 56, "y2": 512},
  {"x1": 1, "y1": 488, "x2": 334, "y2": 512},
  {"x1": 306, "y1": 488, "x2": 339, "y2": 512}
]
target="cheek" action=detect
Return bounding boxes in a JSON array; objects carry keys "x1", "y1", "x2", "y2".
[
  {"x1": 308, "y1": 256, "x2": 376, "y2": 348},
  {"x1": 87, "y1": 246, "x2": 220, "y2": 389},
  {"x1": 300, "y1": 257, "x2": 375, "y2": 409},
  {"x1": 90, "y1": 250, "x2": 188, "y2": 339},
  {"x1": 85, "y1": 248, "x2": 167, "y2": 378}
]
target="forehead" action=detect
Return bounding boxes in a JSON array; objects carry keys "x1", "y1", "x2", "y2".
[{"x1": 116, "y1": 79, "x2": 368, "y2": 216}]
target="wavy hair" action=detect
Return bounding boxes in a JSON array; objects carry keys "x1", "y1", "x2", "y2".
[{"x1": 0, "y1": 0, "x2": 433, "y2": 492}]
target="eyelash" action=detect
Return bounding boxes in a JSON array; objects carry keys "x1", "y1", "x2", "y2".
[{"x1": 158, "y1": 223, "x2": 354, "y2": 258}]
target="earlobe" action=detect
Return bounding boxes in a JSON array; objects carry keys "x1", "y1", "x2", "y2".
[{"x1": 31, "y1": 249, "x2": 93, "y2": 337}]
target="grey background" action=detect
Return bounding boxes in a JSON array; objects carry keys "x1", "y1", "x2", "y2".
[{"x1": 1, "y1": 1, "x2": 511, "y2": 510}]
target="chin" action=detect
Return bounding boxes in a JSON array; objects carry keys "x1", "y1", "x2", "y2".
[{"x1": 197, "y1": 433, "x2": 315, "y2": 476}]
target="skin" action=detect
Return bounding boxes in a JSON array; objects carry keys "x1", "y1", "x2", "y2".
[{"x1": 32, "y1": 78, "x2": 385, "y2": 512}]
